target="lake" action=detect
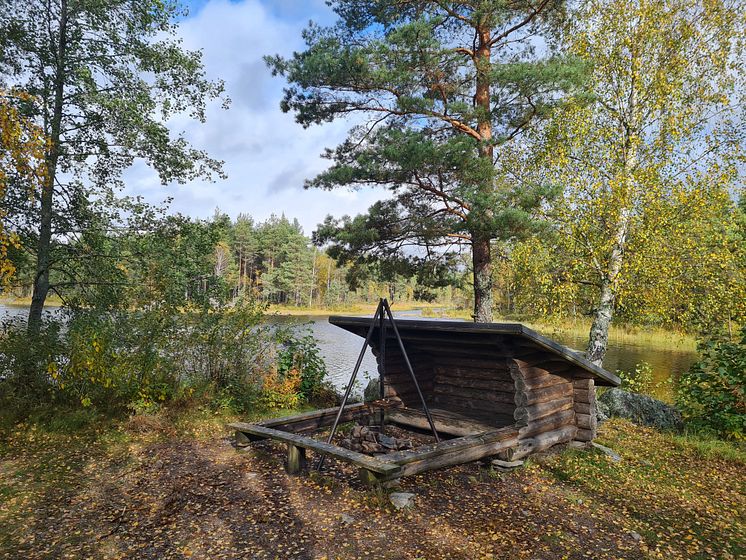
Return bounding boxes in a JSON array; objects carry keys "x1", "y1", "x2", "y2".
[{"x1": 2, "y1": 304, "x2": 696, "y2": 400}]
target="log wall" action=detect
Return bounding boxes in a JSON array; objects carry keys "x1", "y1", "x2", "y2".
[
  {"x1": 373, "y1": 338, "x2": 600, "y2": 457},
  {"x1": 374, "y1": 343, "x2": 435, "y2": 408},
  {"x1": 430, "y1": 359, "x2": 516, "y2": 426},
  {"x1": 509, "y1": 358, "x2": 578, "y2": 459},
  {"x1": 572, "y1": 378, "x2": 598, "y2": 441}
]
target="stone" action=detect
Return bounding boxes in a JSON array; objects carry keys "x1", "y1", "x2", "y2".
[
  {"x1": 363, "y1": 377, "x2": 381, "y2": 402},
  {"x1": 598, "y1": 388, "x2": 684, "y2": 432},
  {"x1": 592, "y1": 442, "x2": 621, "y2": 463},
  {"x1": 378, "y1": 434, "x2": 398, "y2": 449},
  {"x1": 491, "y1": 459, "x2": 524, "y2": 471},
  {"x1": 362, "y1": 441, "x2": 383, "y2": 453},
  {"x1": 389, "y1": 492, "x2": 415, "y2": 510},
  {"x1": 596, "y1": 399, "x2": 610, "y2": 424}
]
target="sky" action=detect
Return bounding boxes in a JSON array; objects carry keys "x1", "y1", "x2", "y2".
[{"x1": 122, "y1": 0, "x2": 385, "y2": 235}]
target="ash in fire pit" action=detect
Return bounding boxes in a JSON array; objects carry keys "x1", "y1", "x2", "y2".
[{"x1": 340, "y1": 424, "x2": 413, "y2": 454}]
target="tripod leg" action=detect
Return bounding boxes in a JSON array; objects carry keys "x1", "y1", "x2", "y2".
[
  {"x1": 316, "y1": 301, "x2": 384, "y2": 470},
  {"x1": 382, "y1": 300, "x2": 440, "y2": 442}
]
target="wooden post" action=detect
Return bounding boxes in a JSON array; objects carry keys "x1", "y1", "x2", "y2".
[
  {"x1": 287, "y1": 444, "x2": 307, "y2": 474},
  {"x1": 358, "y1": 468, "x2": 381, "y2": 486}
]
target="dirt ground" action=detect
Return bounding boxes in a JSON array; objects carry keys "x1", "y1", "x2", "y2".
[{"x1": 1, "y1": 416, "x2": 743, "y2": 560}]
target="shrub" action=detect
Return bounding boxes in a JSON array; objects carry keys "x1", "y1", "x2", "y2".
[
  {"x1": 277, "y1": 328, "x2": 329, "y2": 401},
  {"x1": 677, "y1": 330, "x2": 746, "y2": 440},
  {"x1": 615, "y1": 361, "x2": 671, "y2": 399},
  {"x1": 0, "y1": 297, "x2": 332, "y2": 418}
]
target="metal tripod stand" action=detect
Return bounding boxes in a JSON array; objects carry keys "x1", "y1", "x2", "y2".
[{"x1": 316, "y1": 298, "x2": 439, "y2": 470}]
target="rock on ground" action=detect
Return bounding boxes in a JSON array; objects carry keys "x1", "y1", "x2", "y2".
[
  {"x1": 598, "y1": 388, "x2": 683, "y2": 432},
  {"x1": 389, "y1": 492, "x2": 415, "y2": 510}
]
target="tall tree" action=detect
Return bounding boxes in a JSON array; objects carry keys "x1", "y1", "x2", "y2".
[
  {"x1": 267, "y1": 0, "x2": 582, "y2": 321},
  {"x1": 545, "y1": 0, "x2": 744, "y2": 363},
  {"x1": 0, "y1": 0, "x2": 227, "y2": 333}
]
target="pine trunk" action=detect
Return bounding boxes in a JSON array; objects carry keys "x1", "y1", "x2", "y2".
[
  {"x1": 472, "y1": 237, "x2": 493, "y2": 323},
  {"x1": 470, "y1": 25, "x2": 494, "y2": 324}
]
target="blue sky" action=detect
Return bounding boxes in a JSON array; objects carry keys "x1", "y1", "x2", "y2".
[{"x1": 122, "y1": 0, "x2": 384, "y2": 235}]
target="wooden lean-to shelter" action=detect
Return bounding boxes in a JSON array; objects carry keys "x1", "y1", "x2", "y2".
[{"x1": 231, "y1": 312, "x2": 620, "y2": 486}]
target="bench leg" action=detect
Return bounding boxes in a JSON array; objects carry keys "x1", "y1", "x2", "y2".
[{"x1": 287, "y1": 444, "x2": 307, "y2": 474}]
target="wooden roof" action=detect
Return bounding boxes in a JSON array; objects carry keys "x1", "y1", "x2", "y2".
[{"x1": 329, "y1": 316, "x2": 621, "y2": 387}]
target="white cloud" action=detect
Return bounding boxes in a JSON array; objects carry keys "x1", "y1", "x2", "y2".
[{"x1": 122, "y1": 0, "x2": 386, "y2": 234}]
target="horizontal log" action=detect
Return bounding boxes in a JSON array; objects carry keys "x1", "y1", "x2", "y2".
[
  {"x1": 575, "y1": 427, "x2": 595, "y2": 441},
  {"x1": 382, "y1": 426, "x2": 518, "y2": 467},
  {"x1": 434, "y1": 375, "x2": 515, "y2": 393},
  {"x1": 383, "y1": 386, "x2": 433, "y2": 401},
  {"x1": 431, "y1": 357, "x2": 510, "y2": 370},
  {"x1": 433, "y1": 394, "x2": 516, "y2": 415},
  {"x1": 516, "y1": 363, "x2": 577, "y2": 380},
  {"x1": 512, "y1": 425, "x2": 578, "y2": 460},
  {"x1": 574, "y1": 402, "x2": 593, "y2": 415},
  {"x1": 514, "y1": 396, "x2": 574, "y2": 424},
  {"x1": 386, "y1": 409, "x2": 493, "y2": 437},
  {"x1": 574, "y1": 389, "x2": 594, "y2": 404},
  {"x1": 515, "y1": 373, "x2": 570, "y2": 392},
  {"x1": 518, "y1": 382, "x2": 574, "y2": 407},
  {"x1": 229, "y1": 423, "x2": 401, "y2": 476},
  {"x1": 576, "y1": 413, "x2": 597, "y2": 431},
  {"x1": 573, "y1": 379, "x2": 595, "y2": 390},
  {"x1": 382, "y1": 371, "x2": 435, "y2": 384},
  {"x1": 433, "y1": 384, "x2": 516, "y2": 405},
  {"x1": 431, "y1": 403, "x2": 515, "y2": 425},
  {"x1": 518, "y1": 408, "x2": 575, "y2": 439},
  {"x1": 404, "y1": 345, "x2": 510, "y2": 360},
  {"x1": 256, "y1": 403, "x2": 372, "y2": 433},
  {"x1": 434, "y1": 365, "x2": 512, "y2": 381}
]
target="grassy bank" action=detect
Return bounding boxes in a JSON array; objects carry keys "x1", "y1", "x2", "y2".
[
  {"x1": 268, "y1": 301, "x2": 445, "y2": 317},
  {"x1": 1, "y1": 408, "x2": 742, "y2": 559},
  {"x1": 0, "y1": 295, "x2": 63, "y2": 308},
  {"x1": 421, "y1": 308, "x2": 697, "y2": 353}
]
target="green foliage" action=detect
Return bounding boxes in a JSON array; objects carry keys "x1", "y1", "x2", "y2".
[
  {"x1": 677, "y1": 330, "x2": 746, "y2": 441},
  {"x1": 268, "y1": 0, "x2": 584, "y2": 321},
  {"x1": 615, "y1": 361, "x2": 671, "y2": 397},
  {"x1": 277, "y1": 328, "x2": 329, "y2": 401}
]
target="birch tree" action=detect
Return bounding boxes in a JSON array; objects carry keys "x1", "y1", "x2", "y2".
[
  {"x1": 0, "y1": 0, "x2": 226, "y2": 333},
  {"x1": 547, "y1": 0, "x2": 744, "y2": 363}
]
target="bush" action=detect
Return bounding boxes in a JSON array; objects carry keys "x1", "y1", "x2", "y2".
[
  {"x1": 615, "y1": 361, "x2": 671, "y2": 399},
  {"x1": 0, "y1": 297, "x2": 331, "y2": 419},
  {"x1": 677, "y1": 330, "x2": 746, "y2": 440}
]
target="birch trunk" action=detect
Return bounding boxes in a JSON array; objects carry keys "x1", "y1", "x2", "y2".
[{"x1": 28, "y1": 0, "x2": 67, "y2": 336}]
